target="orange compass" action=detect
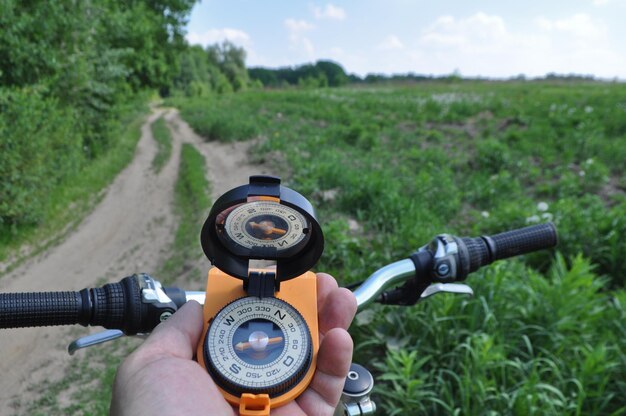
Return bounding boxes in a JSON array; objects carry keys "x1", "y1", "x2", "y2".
[{"x1": 197, "y1": 175, "x2": 324, "y2": 414}]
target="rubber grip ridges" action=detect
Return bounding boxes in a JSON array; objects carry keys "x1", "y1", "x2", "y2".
[
  {"x1": 90, "y1": 282, "x2": 126, "y2": 329},
  {"x1": 460, "y1": 237, "x2": 491, "y2": 273},
  {"x1": 489, "y1": 222, "x2": 558, "y2": 261},
  {"x1": 0, "y1": 291, "x2": 81, "y2": 328}
]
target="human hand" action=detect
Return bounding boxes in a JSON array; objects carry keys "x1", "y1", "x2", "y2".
[{"x1": 111, "y1": 273, "x2": 358, "y2": 415}]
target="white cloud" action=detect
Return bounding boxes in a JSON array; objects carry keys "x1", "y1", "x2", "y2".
[
  {"x1": 186, "y1": 28, "x2": 251, "y2": 48},
  {"x1": 410, "y1": 12, "x2": 624, "y2": 78},
  {"x1": 592, "y1": 0, "x2": 611, "y2": 6},
  {"x1": 420, "y1": 13, "x2": 508, "y2": 52},
  {"x1": 313, "y1": 4, "x2": 346, "y2": 20},
  {"x1": 285, "y1": 18, "x2": 315, "y2": 32},
  {"x1": 535, "y1": 13, "x2": 607, "y2": 42},
  {"x1": 285, "y1": 18, "x2": 316, "y2": 58},
  {"x1": 378, "y1": 35, "x2": 404, "y2": 50}
]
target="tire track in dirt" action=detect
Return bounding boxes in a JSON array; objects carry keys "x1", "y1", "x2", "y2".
[
  {"x1": 163, "y1": 108, "x2": 274, "y2": 203},
  {"x1": 0, "y1": 108, "x2": 273, "y2": 414}
]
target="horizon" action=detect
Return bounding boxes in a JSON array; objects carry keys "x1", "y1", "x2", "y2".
[
  {"x1": 243, "y1": 59, "x2": 613, "y2": 82},
  {"x1": 185, "y1": 1, "x2": 626, "y2": 80}
]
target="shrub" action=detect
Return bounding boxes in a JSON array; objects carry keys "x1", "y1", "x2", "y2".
[{"x1": 0, "y1": 87, "x2": 83, "y2": 225}]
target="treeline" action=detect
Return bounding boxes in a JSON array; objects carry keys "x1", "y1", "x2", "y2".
[
  {"x1": 172, "y1": 42, "x2": 253, "y2": 96},
  {"x1": 249, "y1": 61, "x2": 350, "y2": 88},
  {"x1": 249, "y1": 63, "x2": 608, "y2": 88},
  {"x1": 0, "y1": 2, "x2": 252, "y2": 228}
]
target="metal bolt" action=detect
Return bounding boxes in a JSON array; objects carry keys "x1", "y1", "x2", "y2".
[
  {"x1": 160, "y1": 311, "x2": 173, "y2": 322},
  {"x1": 348, "y1": 371, "x2": 359, "y2": 380},
  {"x1": 437, "y1": 263, "x2": 450, "y2": 276}
]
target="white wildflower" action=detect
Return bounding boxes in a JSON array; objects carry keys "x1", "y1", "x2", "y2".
[
  {"x1": 537, "y1": 202, "x2": 549, "y2": 212},
  {"x1": 526, "y1": 215, "x2": 540, "y2": 224}
]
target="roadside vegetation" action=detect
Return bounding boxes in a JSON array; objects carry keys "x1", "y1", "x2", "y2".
[
  {"x1": 173, "y1": 81, "x2": 626, "y2": 415},
  {"x1": 0, "y1": 102, "x2": 148, "y2": 267}
]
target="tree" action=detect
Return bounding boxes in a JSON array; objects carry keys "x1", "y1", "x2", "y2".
[
  {"x1": 314, "y1": 61, "x2": 348, "y2": 87},
  {"x1": 206, "y1": 41, "x2": 250, "y2": 91}
]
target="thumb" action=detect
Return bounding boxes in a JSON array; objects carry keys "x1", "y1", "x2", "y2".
[{"x1": 140, "y1": 300, "x2": 205, "y2": 360}]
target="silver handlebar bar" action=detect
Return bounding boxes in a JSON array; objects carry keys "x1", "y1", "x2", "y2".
[
  {"x1": 182, "y1": 258, "x2": 473, "y2": 313},
  {"x1": 180, "y1": 259, "x2": 417, "y2": 312}
]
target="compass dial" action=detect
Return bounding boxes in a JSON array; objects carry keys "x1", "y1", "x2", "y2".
[
  {"x1": 217, "y1": 201, "x2": 311, "y2": 258},
  {"x1": 204, "y1": 296, "x2": 312, "y2": 397}
]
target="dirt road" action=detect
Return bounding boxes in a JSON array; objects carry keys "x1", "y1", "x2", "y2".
[{"x1": 0, "y1": 108, "x2": 272, "y2": 414}]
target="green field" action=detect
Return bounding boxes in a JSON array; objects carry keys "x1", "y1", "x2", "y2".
[{"x1": 171, "y1": 81, "x2": 626, "y2": 415}]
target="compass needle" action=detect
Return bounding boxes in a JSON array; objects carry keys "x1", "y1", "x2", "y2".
[
  {"x1": 235, "y1": 335, "x2": 284, "y2": 352},
  {"x1": 249, "y1": 221, "x2": 288, "y2": 236}
]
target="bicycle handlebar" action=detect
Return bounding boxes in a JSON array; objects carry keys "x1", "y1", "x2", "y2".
[
  {"x1": 0, "y1": 274, "x2": 187, "y2": 334},
  {"x1": 0, "y1": 223, "x2": 557, "y2": 332}
]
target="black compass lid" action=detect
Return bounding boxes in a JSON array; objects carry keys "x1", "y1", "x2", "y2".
[{"x1": 200, "y1": 176, "x2": 324, "y2": 282}]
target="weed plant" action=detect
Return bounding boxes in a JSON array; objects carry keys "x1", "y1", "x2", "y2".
[
  {"x1": 174, "y1": 81, "x2": 626, "y2": 415},
  {"x1": 150, "y1": 116, "x2": 173, "y2": 173}
]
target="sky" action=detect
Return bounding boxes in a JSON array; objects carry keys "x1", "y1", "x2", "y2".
[{"x1": 185, "y1": 0, "x2": 626, "y2": 79}]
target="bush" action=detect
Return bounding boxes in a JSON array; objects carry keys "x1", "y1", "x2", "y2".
[{"x1": 0, "y1": 87, "x2": 83, "y2": 225}]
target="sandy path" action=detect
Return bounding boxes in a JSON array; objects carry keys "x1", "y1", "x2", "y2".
[{"x1": 0, "y1": 108, "x2": 272, "y2": 414}]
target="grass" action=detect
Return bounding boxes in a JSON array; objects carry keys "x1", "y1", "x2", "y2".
[
  {"x1": 172, "y1": 81, "x2": 626, "y2": 415},
  {"x1": 0, "y1": 100, "x2": 149, "y2": 274},
  {"x1": 150, "y1": 116, "x2": 173, "y2": 173}
]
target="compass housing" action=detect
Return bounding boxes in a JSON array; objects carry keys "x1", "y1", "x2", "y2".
[
  {"x1": 197, "y1": 267, "x2": 320, "y2": 409},
  {"x1": 203, "y1": 296, "x2": 313, "y2": 398},
  {"x1": 200, "y1": 176, "x2": 324, "y2": 282}
]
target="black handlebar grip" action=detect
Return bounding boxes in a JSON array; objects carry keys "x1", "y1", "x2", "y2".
[
  {"x1": 485, "y1": 222, "x2": 558, "y2": 262},
  {"x1": 0, "y1": 275, "x2": 175, "y2": 334},
  {"x1": 0, "y1": 276, "x2": 142, "y2": 332},
  {"x1": 456, "y1": 222, "x2": 558, "y2": 277},
  {"x1": 0, "y1": 291, "x2": 91, "y2": 329}
]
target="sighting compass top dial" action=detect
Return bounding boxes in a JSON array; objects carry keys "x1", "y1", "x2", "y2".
[
  {"x1": 201, "y1": 175, "x2": 324, "y2": 282},
  {"x1": 218, "y1": 200, "x2": 310, "y2": 257}
]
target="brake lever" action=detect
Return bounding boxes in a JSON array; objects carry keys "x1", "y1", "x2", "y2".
[
  {"x1": 68, "y1": 330, "x2": 151, "y2": 354},
  {"x1": 68, "y1": 330, "x2": 125, "y2": 355},
  {"x1": 420, "y1": 283, "x2": 474, "y2": 299}
]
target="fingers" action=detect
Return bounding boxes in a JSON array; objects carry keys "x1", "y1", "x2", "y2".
[
  {"x1": 316, "y1": 272, "x2": 339, "y2": 308},
  {"x1": 317, "y1": 279, "x2": 357, "y2": 335},
  {"x1": 296, "y1": 328, "x2": 354, "y2": 414}
]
